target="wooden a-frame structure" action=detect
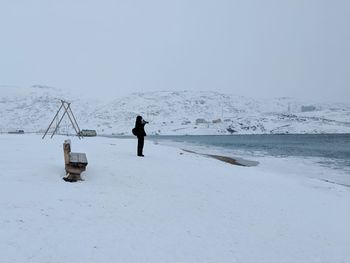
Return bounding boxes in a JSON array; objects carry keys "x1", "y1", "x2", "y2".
[{"x1": 42, "y1": 100, "x2": 82, "y2": 139}]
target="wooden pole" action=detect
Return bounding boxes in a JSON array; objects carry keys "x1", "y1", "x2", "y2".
[
  {"x1": 42, "y1": 101, "x2": 64, "y2": 139},
  {"x1": 67, "y1": 104, "x2": 82, "y2": 135},
  {"x1": 50, "y1": 105, "x2": 68, "y2": 138},
  {"x1": 62, "y1": 103, "x2": 82, "y2": 139}
]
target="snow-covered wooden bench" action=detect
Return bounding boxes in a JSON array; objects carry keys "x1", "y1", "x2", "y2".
[{"x1": 63, "y1": 140, "x2": 88, "y2": 182}]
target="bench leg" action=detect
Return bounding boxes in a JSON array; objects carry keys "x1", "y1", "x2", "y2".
[{"x1": 63, "y1": 172, "x2": 82, "y2": 182}]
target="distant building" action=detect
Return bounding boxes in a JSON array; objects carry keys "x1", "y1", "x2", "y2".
[
  {"x1": 181, "y1": 120, "x2": 191, "y2": 125},
  {"x1": 78, "y1": 129, "x2": 97, "y2": 137},
  {"x1": 212, "y1": 119, "x2": 222, "y2": 124},
  {"x1": 8, "y1": 130, "x2": 24, "y2": 134},
  {"x1": 301, "y1": 105, "x2": 316, "y2": 112},
  {"x1": 195, "y1": 118, "x2": 208, "y2": 125}
]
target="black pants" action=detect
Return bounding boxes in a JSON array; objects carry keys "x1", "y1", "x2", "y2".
[{"x1": 137, "y1": 136, "x2": 144, "y2": 156}]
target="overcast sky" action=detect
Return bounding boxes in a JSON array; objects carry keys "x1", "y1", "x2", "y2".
[{"x1": 0, "y1": 0, "x2": 349, "y2": 101}]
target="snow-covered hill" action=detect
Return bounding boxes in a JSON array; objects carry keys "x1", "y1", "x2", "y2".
[{"x1": 1, "y1": 86, "x2": 350, "y2": 135}]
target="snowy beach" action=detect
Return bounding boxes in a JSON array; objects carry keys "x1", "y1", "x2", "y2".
[{"x1": 0, "y1": 134, "x2": 349, "y2": 263}]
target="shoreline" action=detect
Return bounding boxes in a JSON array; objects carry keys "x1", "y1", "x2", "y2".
[
  {"x1": 180, "y1": 148, "x2": 350, "y2": 188},
  {"x1": 181, "y1": 149, "x2": 259, "y2": 167}
]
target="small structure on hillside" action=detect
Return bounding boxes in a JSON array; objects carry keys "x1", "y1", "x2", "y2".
[
  {"x1": 195, "y1": 118, "x2": 208, "y2": 125},
  {"x1": 212, "y1": 118, "x2": 222, "y2": 124},
  {"x1": 42, "y1": 100, "x2": 82, "y2": 139},
  {"x1": 8, "y1": 129, "x2": 24, "y2": 134},
  {"x1": 78, "y1": 129, "x2": 97, "y2": 137},
  {"x1": 301, "y1": 105, "x2": 316, "y2": 112}
]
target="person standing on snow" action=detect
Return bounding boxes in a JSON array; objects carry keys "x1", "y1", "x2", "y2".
[{"x1": 132, "y1": 115, "x2": 148, "y2": 157}]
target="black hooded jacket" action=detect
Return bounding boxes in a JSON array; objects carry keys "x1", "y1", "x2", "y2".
[{"x1": 134, "y1": 116, "x2": 147, "y2": 137}]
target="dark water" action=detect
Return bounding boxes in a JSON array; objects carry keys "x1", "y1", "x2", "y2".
[
  {"x1": 149, "y1": 134, "x2": 349, "y2": 159},
  {"x1": 148, "y1": 134, "x2": 350, "y2": 174}
]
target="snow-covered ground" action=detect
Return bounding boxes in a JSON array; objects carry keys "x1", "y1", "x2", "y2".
[{"x1": 0, "y1": 134, "x2": 349, "y2": 262}]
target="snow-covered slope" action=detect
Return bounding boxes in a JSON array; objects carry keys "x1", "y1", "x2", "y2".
[
  {"x1": 0, "y1": 85, "x2": 100, "y2": 134},
  {"x1": 1, "y1": 86, "x2": 350, "y2": 135}
]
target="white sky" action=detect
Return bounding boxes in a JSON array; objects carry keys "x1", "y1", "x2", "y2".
[{"x1": 0, "y1": 0, "x2": 349, "y2": 101}]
